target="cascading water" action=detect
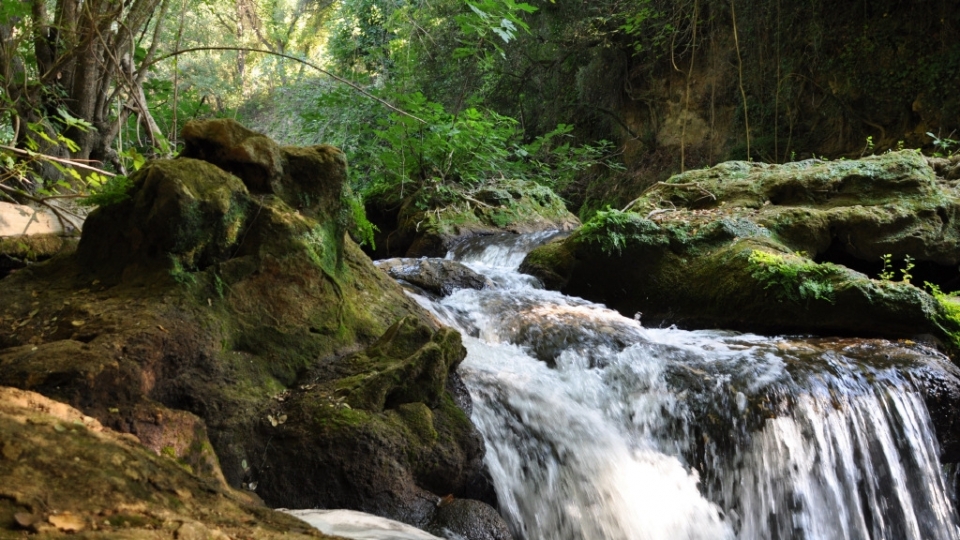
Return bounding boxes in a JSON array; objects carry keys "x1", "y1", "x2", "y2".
[{"x1": 400, "y1": 232, "x2": 960, "y2": 540}]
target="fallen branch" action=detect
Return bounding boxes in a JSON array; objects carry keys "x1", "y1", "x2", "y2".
[{"x1": 0, "y1": 145, "x2": 117, "y2": 177}]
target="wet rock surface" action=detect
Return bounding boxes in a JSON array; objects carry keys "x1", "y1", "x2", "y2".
[
  {"x1": 375, "y1": 258, "x2": 492, "y2": 297},
  {"x1": 249, "y1": 317, "x2": 494, "y2": 528},
  {"x1": 427, "y1": 499, "x2": 514, "y2": 540}
]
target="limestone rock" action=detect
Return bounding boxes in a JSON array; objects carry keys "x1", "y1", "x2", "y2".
[
  {"x1": 77, "y1": 158, "x2": 251, "y2": 281},
  {"x1": 375, "y1": 258, "x2": 492, "y2": 296},
  {"x1": 522, "y1": 151, "x2": 960, "y2": 350},
  {"x1": 180, "y1": 118, "x2": 347, "y2": 220},
  {"x1": 0, "y1": 387, "x2": 330, "y2": 539}
]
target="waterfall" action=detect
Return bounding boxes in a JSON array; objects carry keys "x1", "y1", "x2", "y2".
[{"x1": 405, "y1": 232, "x2": 960, "y2": 540}]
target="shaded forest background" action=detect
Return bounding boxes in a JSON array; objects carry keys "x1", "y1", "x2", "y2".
[{"x1": 2, "y1": 0, "x2": 958, "y2": 221}]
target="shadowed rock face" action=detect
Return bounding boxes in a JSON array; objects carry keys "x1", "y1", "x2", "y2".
[
  {"x1": 521, "y1": 151, "x2": 960, "y2": 351},
  {"x1": 0, "y1": 119, "x2": 509, "y2": 539},
  {"x1": 250, "y1": 316, "x2": 492, "y2": 526}
]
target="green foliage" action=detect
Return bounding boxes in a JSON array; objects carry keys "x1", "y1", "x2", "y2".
[
  {"x1": 878, "y1": 253, "x2": 915, "y2": 283},
  {"x1": 924, "y1": 282, "x2": 960, "y2": 348},
  {"x1": 454, "y1": 0, "x2": 537, "y2": 59},
  {"x1": 747, "y1": 250, "x2": 837, "y2": 304},
  {"x1": 170, "y1": 256, "x2": 198, "y2": 286},
  {"x1": 349, "y1": 90, "x2": 617, "y2": 212},
  {"x1": 80, "y1": 175, "x2": 136, "y2": 207},
  {"x1": 879, "y1": 253, "x2": 895, "y2": 281},
  {"x1": 578, "y1": 207, "x2": 660, "y2": 254},
  {"x1": 927, "y1": 131, "x2": 959, "y2": 157},
  {"x1": 901, "y1": 255, "x2": 915, "y2": 284},
  {"x1": 345, "y1": 193, "x2": 378, "y2": 250}
]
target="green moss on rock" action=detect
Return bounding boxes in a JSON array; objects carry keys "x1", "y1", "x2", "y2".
[
  {"x1": 523, "y1": 152, "x2": 960, "y2": 353},
  {"x1": 368, "y1": 178, "x2": 580, "y2": 258}
]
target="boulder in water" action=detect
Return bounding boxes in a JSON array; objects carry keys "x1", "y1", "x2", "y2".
[
  {"x1": 428, "y1": 498, "x2": 514, "y2": 540},
  {"x1": 247, "y1": 316, "x2": 489, "y2": 525},
  {"x1": 521, "y1": 151, "x2": 960, "y2": 352},
  {"x1": 375, "y1": 258, "x2": 493, "y2": 296}
]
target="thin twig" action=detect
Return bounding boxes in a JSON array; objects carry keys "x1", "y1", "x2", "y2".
[
  {"x1": 0, "y1": 184, "x2": 83, "y2": 232},
  {"x1": 621, "y1": 181, "x2": 716, "y2": 213},
  {"x1": 0, "y1": 145, "x2": 117, "y2": 177}
]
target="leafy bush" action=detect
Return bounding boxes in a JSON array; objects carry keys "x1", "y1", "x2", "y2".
[
  {"x1": 577, "y1": 207, "x2": 662, "y2": 254},
  {"x1": 351, "y1": 91, "x2": 619, "y2": 211}
]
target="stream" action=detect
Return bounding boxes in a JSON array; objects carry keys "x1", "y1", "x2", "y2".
[{"x1": 402, "y1": 231, "x2": 960, "y2": 540}]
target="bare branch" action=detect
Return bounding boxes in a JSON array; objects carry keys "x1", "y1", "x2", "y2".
[
  {"x1": 145, "y1": 46, "x2": 427, "y2": 124},
  {"x1": 0, "y1": 145, "x2": 117, "y2": 177}
]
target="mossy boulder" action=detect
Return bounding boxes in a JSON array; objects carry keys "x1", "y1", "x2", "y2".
[
  {"x1": 0, "y1": 122, "x2": 496, "y2": 534},
  {"x1": 521, "y1": 151, "x2": 960, "y2": 351},
  {"x1": 366, "y1": 178, "x2": 579, "y2": 258},
  {"x1": 180, "y1": 118, "x2": 348, "y2": 220},
  {"x1": 248, "y1": 317, "x2": 497, "y2": 528}
]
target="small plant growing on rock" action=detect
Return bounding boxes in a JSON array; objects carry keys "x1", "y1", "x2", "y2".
[
  {"x1": 901, "y1": 255, "x2": 915, "y2": 284},
  {"x1": 879, "y1": 254, "x2": 895, "y2": 281},
  {"x1": 927, "y1": 131, "x2": 959, "y2": 157},
  {"x1": 925, "y1": 282, "x2": 960, "y2": 348},
  {"x1": 878, "y1": 254, "x2": 915, "y2": 284},
  {"x1": 578, "y1": 207, "x2": 660, "y2": 255}
]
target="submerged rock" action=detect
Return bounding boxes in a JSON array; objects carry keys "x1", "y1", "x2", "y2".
[
  {"x1": 521, "y1": 151, "x2": 960, "y2": 351},
  {"x1": 375, "y1": 258, "x2": 492, "y2": 296},
  {"x1": 0, "y1": 120, "x2": 499, "y2": 536}
]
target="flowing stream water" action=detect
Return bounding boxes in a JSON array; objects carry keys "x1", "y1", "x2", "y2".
[{"x1": 400, "y1": 232, "x2": 960, "y2": 540}]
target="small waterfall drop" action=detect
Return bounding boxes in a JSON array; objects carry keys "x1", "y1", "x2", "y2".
[{"x1": 407, "y1": 233, "x2": 960, "y2": 540}]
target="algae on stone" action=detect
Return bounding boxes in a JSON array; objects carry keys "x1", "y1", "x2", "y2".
[
  {"x1": 521, "y1": 151, "x2": 960, "y2": 352},
  {"x1": 248, "y1": 317, "x2": 488, "y2": 526}
]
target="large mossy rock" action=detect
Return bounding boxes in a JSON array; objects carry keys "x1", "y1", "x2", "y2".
[
  {"x1": 521, "y1": 151, "x2": 960, "y2": 350},
  {"x1": 0, "y1": 387, "x2": 330, "y2": 538},
  {"x1": 0, "y1": 119, "x2": 495, "y2": 533},
  {"x1": 250, "y1": 317, "x2": 491, "y2": 526},
  {"x1": 366, "y1": 179, "x2": 579, "y2": 258}
]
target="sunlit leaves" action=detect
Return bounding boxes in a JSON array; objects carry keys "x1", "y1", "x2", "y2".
[{"x1": 454, "y1": 0, "x2": 536, "y2": 59}]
